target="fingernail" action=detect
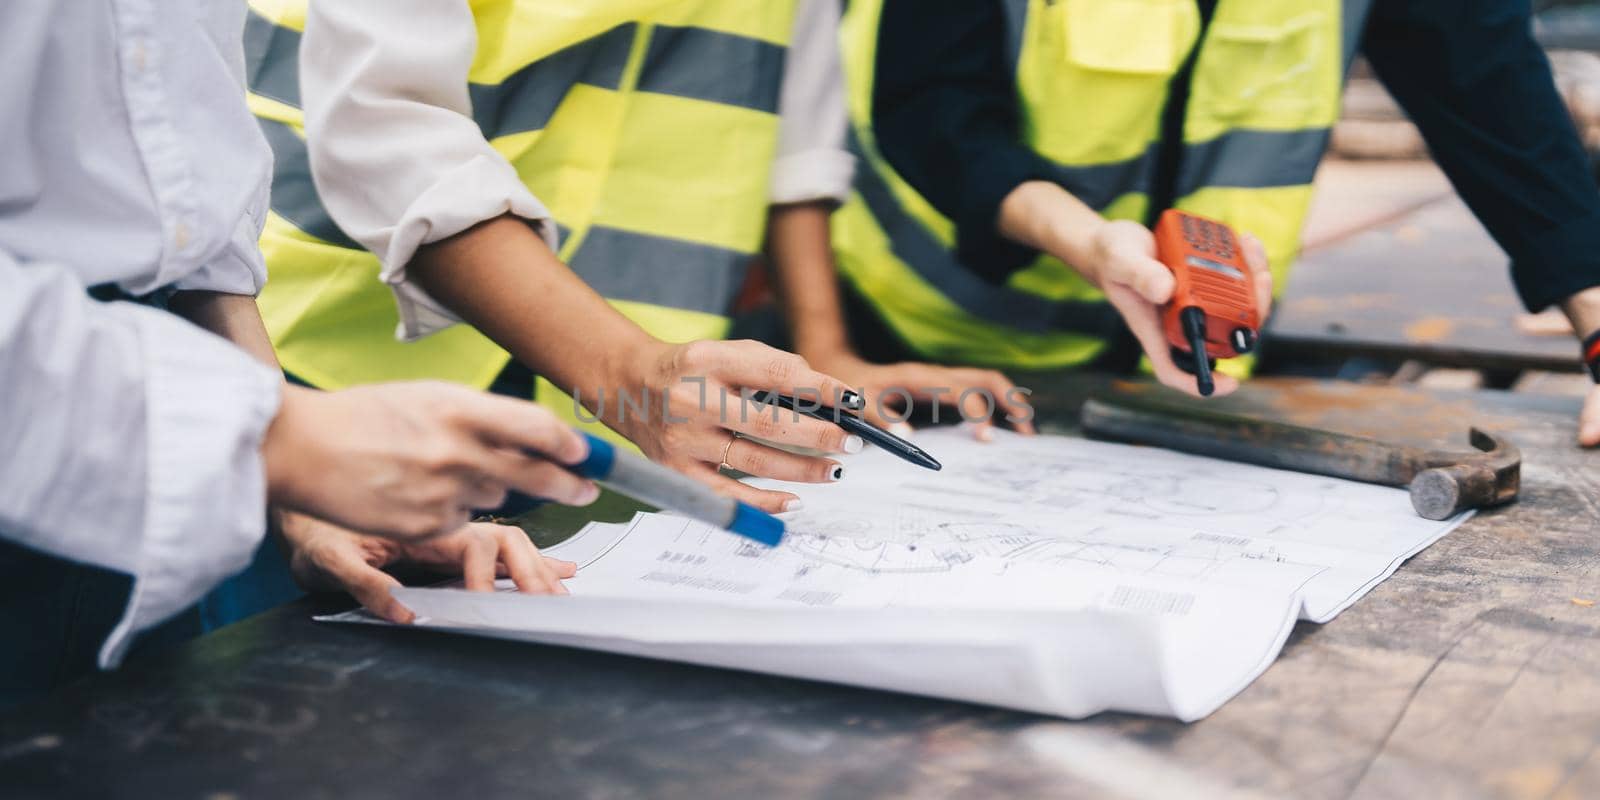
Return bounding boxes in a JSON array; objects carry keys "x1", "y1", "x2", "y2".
[
  {"x1": 840, "y1": 390, "x2": 864, "y2": 411},
  {"x1": 842, "y1": 435, "x2": 864, "y2": 454},
  {"x1": 890, "y1": 422, "x2": 915, "y2": 437},
  {"x1": 578, "y1": 483, "x2": 601, "y2": 505},
  {"x1": 976, "y1": 426, "x2": 994, "y2": 442},
  {"x1": 783, "y1": 498, "x2": 805, "y2": 512},
  {"x1": 828, "y1": 464, "x2": 845, "y2": 482}
]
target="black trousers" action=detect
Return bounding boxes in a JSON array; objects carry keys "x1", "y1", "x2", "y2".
[{"x1": 0, "y1": 541, "x2": 201, "y2": 709}]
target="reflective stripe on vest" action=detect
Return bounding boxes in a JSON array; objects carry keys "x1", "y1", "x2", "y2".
[
  {"x1": 834, "y1": 0, "x2": 1371, "y2": 369},
  {"x1": 245, "y1": 1, "x2": 794, "y2": 398},
  {"x1": 846, "y1": 131, "x2": 1122, "y2": 338}
]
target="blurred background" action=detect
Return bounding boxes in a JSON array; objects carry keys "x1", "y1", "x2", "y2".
[{"x1": 1261, "y1": 0, "x2": 1600, "y2": 397}]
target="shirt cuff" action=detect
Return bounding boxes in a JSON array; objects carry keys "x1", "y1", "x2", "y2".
[
  {"x1": 378, "y1": 154, "x2": 560, "y2": 342},
  {"x1": 769, "y1": 147, "x2": 856, "y2": 206},
  {"x1": 169, "y1": 210, "x2": 272, "y2": 296},
  {"x1": 99, "y1": 315, "x2": 283, "y2": 668}
]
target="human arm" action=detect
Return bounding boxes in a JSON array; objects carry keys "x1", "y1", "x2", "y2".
[
  {"x1": 997, "y1": 182, "x2": 1271, "y2": 398},
  {"x1": 871, "y1": 0, "x2": 1267, "y2": 396},
  {"x1": 770, "y1": 204, "x2": 1036, "y2": 435},
  {"x1": 167, "y1": 290, "x2": 585, "y2": 613},
  {"x1": 770, "y1": 0, "x2": 1033, "y2": 434},
  {"x1": 1364, "y1": 0, "x2": 1600, "y2": 445},
  {"x1": 1563, "y1": 287, "x2": 1600, "y2": 445},
  {"x1": 872, "y1": 0, "x2": 1055, "y2": 279},
  {"x1": 302, "y1": 0, "x2": 861, "y2": 510}
]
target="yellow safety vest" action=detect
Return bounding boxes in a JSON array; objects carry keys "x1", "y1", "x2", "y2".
[
  {"x1": 243, "y1": 0, "x2": 796, "y2": 431},
  {"x1": 833, "y1": 0, "x2": 1370, "y2": 370}
]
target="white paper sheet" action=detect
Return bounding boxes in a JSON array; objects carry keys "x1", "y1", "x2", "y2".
[{"x1": 323, "y1": 429, "x2": 1467, "y2": 721}]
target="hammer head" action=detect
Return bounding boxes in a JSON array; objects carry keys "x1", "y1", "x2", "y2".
[{"x1": 1407, "y1": 428, "x2": 1521, "y2": 520}]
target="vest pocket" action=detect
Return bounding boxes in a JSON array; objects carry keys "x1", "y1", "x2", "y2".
[
  {"x1": 1060, "y1": 0, "x2": 1197, "y2": 76},
  {"x1": 1194, "y1": 12, "x2": 1327, "y2": 120}
]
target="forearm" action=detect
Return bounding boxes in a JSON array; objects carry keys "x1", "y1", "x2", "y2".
[
  {"x1": 167, "y1": 291, "x2": 282, "y2": 369},
  {"x1": 1564, "y1": 286, "x2": 1600, "y2": 341},
  {"x1": 408, "y1": 215, "x2": 658, "y2": 400},
  {"x1": 997, "y1": 181, "x2": 1107, "y2": 268},
  {"x1": 769, "y1": 203, "x2": 852, "y2": 360}
]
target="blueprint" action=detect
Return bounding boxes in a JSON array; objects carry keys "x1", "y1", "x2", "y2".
[{"x1": 324, "y1": 429, "x2": 1468, "y2": 721}]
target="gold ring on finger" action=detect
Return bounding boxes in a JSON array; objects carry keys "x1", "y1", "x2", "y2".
[{"x1": 718, "y1": 432, "x2": 740, "y2": 471}]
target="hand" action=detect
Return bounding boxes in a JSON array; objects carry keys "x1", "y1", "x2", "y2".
[
  {"x1": 1082, "y1": 220, "x2": 1273, "y2": 398},
  {"x1": 1561, "y1": 286, "x2": 1600, "y2": 447},
  {"x1": 803, "y1": 350, "x2": 1036, "y2": 440},
  {"x1": 1581, "y1": 386, "x2": 1600, "y2": 448},
  {"x1": 598, "y1": 339, "x2": 863, "y2": 513},
  {"x1": 280, "y1": 513, "x2": 577, "y2": 624},
  {"x1": 263, "y1": 382, "x2": 600, "y2": 542}
]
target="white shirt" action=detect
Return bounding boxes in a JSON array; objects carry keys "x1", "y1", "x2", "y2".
[
  {"x1": 302, "y1": 0, "x2": 856, "y2": 340},
  {"x1": 0, "y1": 2, "x2": 282, "y2": 666}
]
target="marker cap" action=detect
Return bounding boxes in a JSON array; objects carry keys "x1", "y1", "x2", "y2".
[
  {"x1": 573, "y1": 432, "x2": 616, "y2": 480},
  {"x1": 728, "y1": 502, "x2": 786, "y2": 546}
]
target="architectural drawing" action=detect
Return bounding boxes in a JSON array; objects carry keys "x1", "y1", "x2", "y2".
[{"x1": 329, "y1": 429, "x2": 1471, "y2": 722}]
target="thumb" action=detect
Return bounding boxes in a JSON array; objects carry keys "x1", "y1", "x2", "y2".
[{"x1": 1108, "y1": 253, "x2": 1176, "y2": 306}]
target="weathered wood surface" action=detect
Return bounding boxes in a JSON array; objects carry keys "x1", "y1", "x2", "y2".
[
  {"x1": 1267, "y1": 193, "x2": 1581, "y2": 373},
  {"x1": 0, "y1": 377, "x2": 1595, "y2": 800}
]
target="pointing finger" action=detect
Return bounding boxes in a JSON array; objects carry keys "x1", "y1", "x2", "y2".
[{"x1": 710, "y1": 340, "x2": 862, "y2": 410}]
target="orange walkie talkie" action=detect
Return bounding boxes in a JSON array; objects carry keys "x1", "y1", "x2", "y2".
[{"x1": 1153, "y1": 209, "x2": 1261, "y2": 397}]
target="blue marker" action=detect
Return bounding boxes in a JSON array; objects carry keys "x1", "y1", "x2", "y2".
[{"x1": 568, "y1": 432, "x2": 785, "y2": 546}]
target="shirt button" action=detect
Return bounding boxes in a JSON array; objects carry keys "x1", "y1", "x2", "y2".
[
  {"x1": 131, "y1": 43, "x2": 148, "y2": 72},
  {"x1": 173, "y1": 222, "x2": 191, "y2": 251}
]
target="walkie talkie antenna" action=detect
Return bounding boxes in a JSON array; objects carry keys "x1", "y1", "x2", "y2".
[{"x1": 1179, "y1": 306, "x2": 1214, "y2": 397}]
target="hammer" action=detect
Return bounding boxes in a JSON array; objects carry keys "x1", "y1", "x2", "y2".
[{"x1": 1080, "y1": 394, "x2": 1521, "y2": 520}]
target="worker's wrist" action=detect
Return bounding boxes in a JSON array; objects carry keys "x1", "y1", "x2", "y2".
[
  {"x1": 593, "y1": 337, "x2": 675, "y2": 418},
  {"x1": 1046, "y1": 210, "x2": 1116, "y2": 284},
  {"x1": 999, "y1": 181, "x2": 1104, "y2": 273},
  {"x1": 1562, "y1": 286, "x2": 1600, "y2": 337},
  {"x1": 793, "y1": 327, "x2": 853, "y2": 366},
  {"x1": 1561, "y1": 286, "x2": 1600, "y2": 381},
  {"x1": 261, "y1": 385, "x2": 326, "y2": 512},
  {"x1": 796, "y1": 343, "x2": 865, "y2": 376}
]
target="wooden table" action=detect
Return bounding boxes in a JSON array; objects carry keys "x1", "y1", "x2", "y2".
[
  {"x1": 1267, "y1": 192, "x2": 1582, "y2": 374},
  {"x1": 0, "y1": 378, "x2": 1596, "y2": 800}
]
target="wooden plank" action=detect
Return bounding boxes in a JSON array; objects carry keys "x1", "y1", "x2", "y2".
[{"x1": 1268, "y1": 191, "x2": 1581, "y2": 373}]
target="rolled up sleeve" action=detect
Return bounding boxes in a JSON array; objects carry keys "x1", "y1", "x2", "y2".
[
  {"x1": 0, "y1": 251, "x2": 281, "y2": 667},
  {"x1": 300, "y1": 0, "x2": 558, "y2": 341},
  {"x1": 769, "y1": 0, "x2": 856, "y2": 206}
]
